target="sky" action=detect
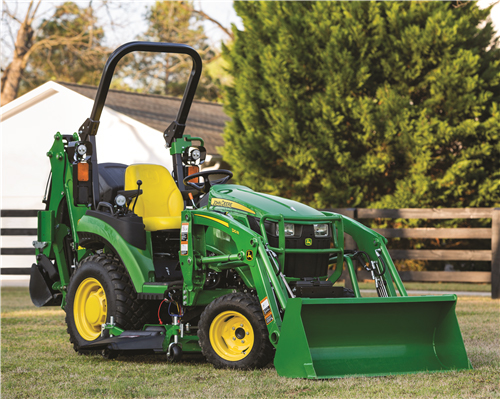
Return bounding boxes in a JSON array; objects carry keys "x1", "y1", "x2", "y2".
[{"x1": 479, "y1": 0, "x2": 500, "y2": 33}]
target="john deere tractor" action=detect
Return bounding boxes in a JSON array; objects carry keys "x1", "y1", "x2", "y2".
[{"x1": 30, "y1": 42, "x2": 471, "y2": 378}]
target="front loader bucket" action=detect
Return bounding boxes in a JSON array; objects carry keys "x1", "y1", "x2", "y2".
[{"x1": 274, "y1": 296, "x2": 471, "y2": 379}]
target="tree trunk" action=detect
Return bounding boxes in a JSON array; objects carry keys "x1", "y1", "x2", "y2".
[{"x1": 1, "y1": 3, "x2": 37, "y2": 106}]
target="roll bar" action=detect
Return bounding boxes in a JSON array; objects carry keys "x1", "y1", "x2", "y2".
[
  {"x1": 78, "y1": 41, "x2": 202, "y2": 141},
  {"x1": 77, "y1": 41, "x2": 202, "y2": 208}
]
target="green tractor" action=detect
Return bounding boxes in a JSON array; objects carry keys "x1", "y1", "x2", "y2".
[{"x1": 30, "y1": 42, "x2": 471, "y2": 378}]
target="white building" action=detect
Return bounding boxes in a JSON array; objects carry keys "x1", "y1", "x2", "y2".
[{"x1": 0, "y1": 82, "x2": 176, "y2": 284}]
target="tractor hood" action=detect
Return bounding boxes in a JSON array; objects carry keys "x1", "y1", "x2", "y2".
[{"x1": 208, "y1": 185, "x2": 324, "y2": 219}]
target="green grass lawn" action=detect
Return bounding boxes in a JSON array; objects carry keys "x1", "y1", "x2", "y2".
[{"x1": 2, "y1": 287, "x2": 499, "y2": 398}]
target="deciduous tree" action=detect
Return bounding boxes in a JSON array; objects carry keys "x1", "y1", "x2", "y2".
[
  {"x1": 20, "y1": 2, "x2": 108, "y2": 93},
  {"x1": 119, "y1": 1, "x2": 222, "y2": 101},
  {"x1": 1, "y1": 0, "x2": 40, "y2": 105},
  {"x1": 1, "y1": 1, "x2": 109, "y2": 105}
]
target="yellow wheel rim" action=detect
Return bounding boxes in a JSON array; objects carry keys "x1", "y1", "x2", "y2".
[
  {"x1": 74, "y1": 277, "x2": 107, "y2": 341},
  {"x1": 209, "y1": 310, "x2": 254, "y2": 361}
]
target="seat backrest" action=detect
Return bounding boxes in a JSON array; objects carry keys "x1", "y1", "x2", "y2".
[{"x1": 124, "y1": 164, "x2": 183, "y2": 219}]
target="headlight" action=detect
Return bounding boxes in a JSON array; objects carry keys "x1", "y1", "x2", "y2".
[
  {"x1": 284, "y1": 223, "x2": 295, "y2": 236},
  {"x1": 314, "y1": 223, "x2": 329, "y2": 237},
  {"x1": 191, "y1": 149, "x2": 201, "y2": 160},
  {"x1": 77, "y1": 144, "x2": 87, "y2": 156},
  {"x1": 115, "y1": 194, "x2": 126, "y2": 207},
  {"x1": 276, "y1": 223, "x2": 295, "y2": 236}
]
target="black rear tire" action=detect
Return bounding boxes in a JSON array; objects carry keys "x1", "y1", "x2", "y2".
[
  {"x1": 65, "y1": 254, "x2": 150, "y2": 353},
  {"x1": 198, "y1": 293, "x2": 274, "y2": 369}
]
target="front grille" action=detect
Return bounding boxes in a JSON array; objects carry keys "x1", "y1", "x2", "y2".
[{"x1": 248, "y1": 217, "x2": 331, "y2": 278}]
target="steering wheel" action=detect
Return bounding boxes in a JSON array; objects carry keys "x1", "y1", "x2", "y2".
[{"x1": 183, "y1": 169, "x2": 233, "y2": 194}]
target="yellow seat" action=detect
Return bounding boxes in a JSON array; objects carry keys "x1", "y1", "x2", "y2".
[{"x1": 124, "y1": 164, "x2": 184, "y2": 231}]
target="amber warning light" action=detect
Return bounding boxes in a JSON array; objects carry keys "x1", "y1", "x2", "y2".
[
  {"x1": 77, "y1": 163, "x2": 89, "y2": 182},
  {"x1": 187, "y1": 166, "x2": 199, "y2": 183}
]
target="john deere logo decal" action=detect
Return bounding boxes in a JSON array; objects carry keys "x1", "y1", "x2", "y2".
[
  {"x1": 211, "y1": 198, "x2": 256, "y2": 214},
  {"x1": 246, "y1": 250, "x2": 254, "y2": 261},
  {"x1": 305, "y1": 238, "x2": 313, "y2": 246}
]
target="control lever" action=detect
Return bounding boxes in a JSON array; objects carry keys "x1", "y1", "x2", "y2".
[
  {"x1": 188, "y1": 192, "x2": 197, "y2": 209},
  {"x1": 132, "y1": 180, "x2": 142, "y2": 213},
  {"x1": 116, "y1": 180, "x2": 143, "y2": 215}
]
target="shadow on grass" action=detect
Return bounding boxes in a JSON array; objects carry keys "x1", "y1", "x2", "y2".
[
  {"x1": 95, "y1": 352, "x2": 275, "y2": 369},
  {"x1": 114, "y1": 352, "x2": 207, "y2": 365}
]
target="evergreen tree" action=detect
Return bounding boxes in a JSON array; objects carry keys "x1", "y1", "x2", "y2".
[{"x1": 222, "y1": 1, "x2": 500, "y2": 208}]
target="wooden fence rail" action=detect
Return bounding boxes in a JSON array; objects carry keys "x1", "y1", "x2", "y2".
[
  {"x1": 2, "y1": 208, "x2": 499, "y2": 298},
  {"x1": 342, "y1": 270, "x2": 492, "y2": 284}
]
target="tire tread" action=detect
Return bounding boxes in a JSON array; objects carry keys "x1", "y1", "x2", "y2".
[
  {"x1": 198, "y1": 293, "x2": 274, "y2": 369},
  {"x1": 65, "y1": 254, "x2": 151, "y2": 352}
]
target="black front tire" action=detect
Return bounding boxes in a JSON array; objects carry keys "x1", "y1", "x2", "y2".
[
  {"x1": 65, "y1": 254, "x2": 149, "y2": 353},
  {"x1": 198, "y1": 293, "x2": 274, "y2": 369}
]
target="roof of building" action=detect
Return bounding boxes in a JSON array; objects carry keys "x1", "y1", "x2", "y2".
[{"x1": 58, "y1": 82, "x2": 228, "y2": 156}]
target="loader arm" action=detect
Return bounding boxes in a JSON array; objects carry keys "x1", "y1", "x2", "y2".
[
  {"x1": 338, "y1": 213, "x2": 408, "y2": 296},
  {"x1": 180, "y1": 210, "x2": 285, "y2": 339}
]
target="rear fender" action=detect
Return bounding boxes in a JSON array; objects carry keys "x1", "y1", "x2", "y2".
[{"x1": 76, "y1": 215, "x2": 153, "y2": 292}]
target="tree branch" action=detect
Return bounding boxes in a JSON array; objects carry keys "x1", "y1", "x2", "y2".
[
  {"x1": 179, "y1": 1, "x2": 234, "y2": 41},
  {"x1": 2, "y1": 0, "x2": 22, "y2": 24}
]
